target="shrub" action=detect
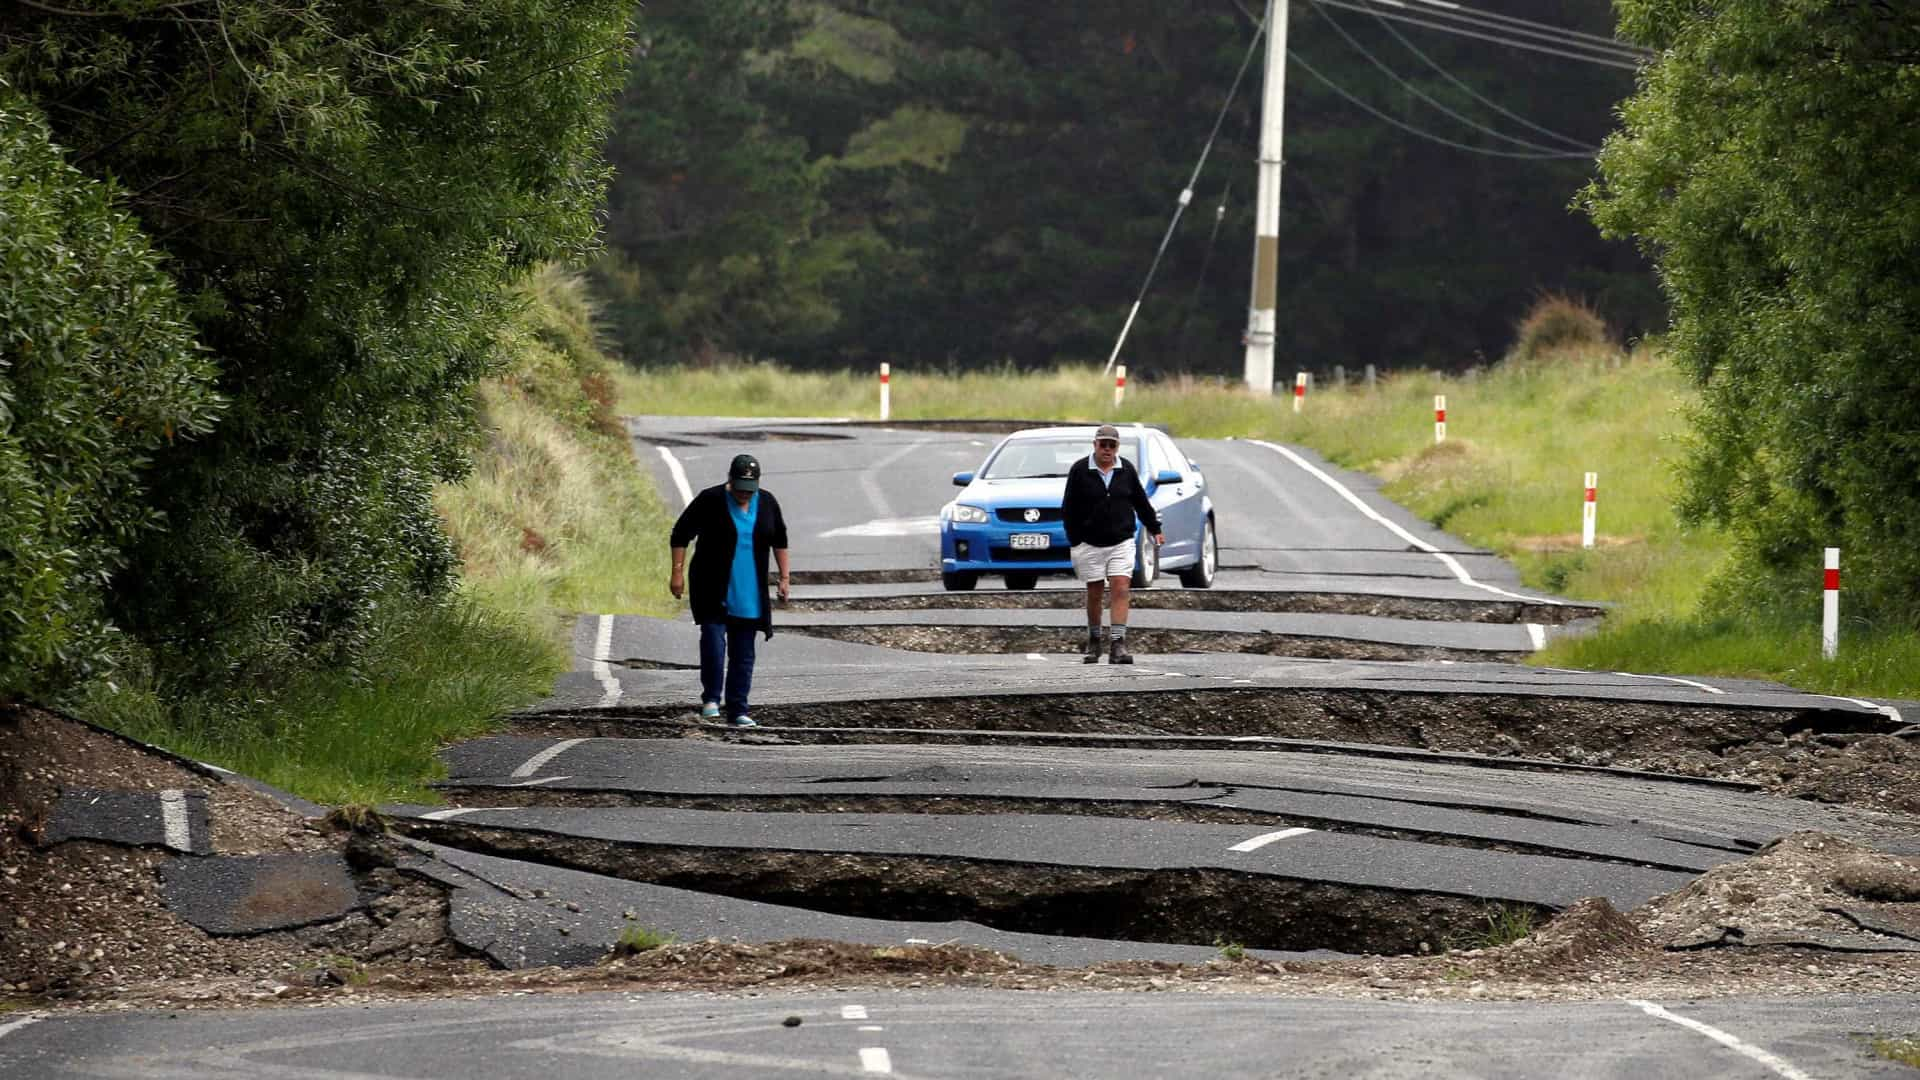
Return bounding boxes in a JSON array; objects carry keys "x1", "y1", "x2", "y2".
[
  {"x1": 0, "y1": 91, "x2": 221, "y2": 700},
  {"x1": 1507, "y1": 293, "x2": 1611, "y2": 366}
]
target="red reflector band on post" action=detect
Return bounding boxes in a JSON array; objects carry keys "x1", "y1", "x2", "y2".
[
  {"x1": 1436, "y1": 409, "x2": 1446, "y2": 422},
  {"x1": 1585, "y1": 489, "x2": 1596, "y2": 502},
  {"x1": 1825, "y1": 569, "x2": 1840, "y2": 590}
]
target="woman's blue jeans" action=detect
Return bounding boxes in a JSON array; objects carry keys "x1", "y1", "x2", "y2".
[{"x1": 699, "y1": 620, "x2": 758, "y2": 720}]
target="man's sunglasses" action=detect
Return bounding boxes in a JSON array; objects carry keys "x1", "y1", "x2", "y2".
[{"x1": 1095, "y1": 440, "x2": 1119, "y2": 448}]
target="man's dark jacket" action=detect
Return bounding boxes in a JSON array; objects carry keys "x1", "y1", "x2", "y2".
[
  {"x1": 1061, "y1": 455, "x2": 1161, "y2": 548},
  {"x1": 670, "y1": 484, "x2": 789, "y2": 637}
]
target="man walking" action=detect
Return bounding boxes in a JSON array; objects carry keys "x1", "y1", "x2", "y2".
[
  {"x1": 1061, "y1": 424, "x2": 1163, "y2": 665},
  {"x1": 669, "y1": 453, "x2": 790, "y2": 726}
]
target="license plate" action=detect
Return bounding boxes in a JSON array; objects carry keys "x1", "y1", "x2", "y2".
[{"x1": 1009, "y1": 533, "x2": 1051, "y2": 550}]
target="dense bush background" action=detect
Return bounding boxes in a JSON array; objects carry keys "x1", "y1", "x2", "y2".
[{"x1": 0, "y1": 91, "x2": 221, "y2": 700}]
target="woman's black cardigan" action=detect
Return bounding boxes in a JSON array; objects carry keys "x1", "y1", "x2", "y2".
[{"x1": 670, "y1": 485, "x2": 789, "y2": 637}]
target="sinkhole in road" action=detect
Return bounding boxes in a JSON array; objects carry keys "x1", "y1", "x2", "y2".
[
  {"x1": 779, "y1": 623, "x2": 1525, "y2": 663},
  {"x1": 785, "y1": 589, "x2": 1599, "y2": 625},
  {"x1": 395, "y1": 819, "x2": 1548, "y2": 956}
]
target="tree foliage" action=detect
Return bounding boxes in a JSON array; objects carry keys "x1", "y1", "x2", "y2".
[
  {"x1": 0, "y1": 90, "x2": 222, "y2": 699},
  {"x1": 1, "y1": 0, "x2": 632, "y2": 691},
  {"x1": 598, "y1": 0, "x2": 1657, "y2": 373},
  {"x1": 1584, "y1": 0, "x2": 1920, "y2": 621}
]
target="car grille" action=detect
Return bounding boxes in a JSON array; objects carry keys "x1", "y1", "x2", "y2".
[
  {"x1": 989, "y1": 546, "x2": 1067, "y2": 563},
  {"x1": 995, "y1": 507, "x2": 1063, "y2": 523}
]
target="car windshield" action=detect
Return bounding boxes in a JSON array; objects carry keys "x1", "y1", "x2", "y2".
[{"x1": 981, "y1": 436, "x2": 1142, "y2": 480}]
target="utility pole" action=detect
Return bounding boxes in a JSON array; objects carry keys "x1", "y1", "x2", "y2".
[{"x1": 1243, "y1": 0, "x2": 1288, "y2": 395}]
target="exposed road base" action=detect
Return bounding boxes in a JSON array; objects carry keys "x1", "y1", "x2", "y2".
[
  {"x1": 781, "y1": 623, "x2": 1528, "y2": 663},
  {"x1": 786, "y1": 588, "x2": 1601, "y2": 625},
  {"x1": 521, "y1": 686, "x2": 1899, "y2": 780},
  {"x1": 392, "y1": 819, "x2": 1549, "y2": 956}
]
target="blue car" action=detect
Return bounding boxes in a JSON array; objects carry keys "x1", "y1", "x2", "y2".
[{"x1": 939, "y1": 424, "x2": 1218, "y2": 591}]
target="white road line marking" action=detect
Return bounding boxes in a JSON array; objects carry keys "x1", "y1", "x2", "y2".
[
  {"x1": 418, "y1": 807, "x2": 489, "y2": 821},
  {"x1": 1612, "y1": 671, "x2": 1727, "y2": 695},
  {"x1": 1628, "y1": 1000, "x2": 1818, "y2": 1080},
  {"x1": 1818, "y1": 694, "x2": 1904, "y2": 725},
  {"x1": 1525, "y1": 623, "x2": 1547, "y2": 650},
  {"x1": 860, "y1": 439, "x2": 928, "y2": 519},
  {"x1": 158, "y1": 789, "x2": 191, "y2": 852},
  {"x1": 657, "y1": 446, "x2": 694, "y2": 507},
  {"x1": 0, "y1": 1015, "x2": 43, "y2": 1041},
  {"x1": 841, "y1": 1005, "x2": 870, "y2": 1020},
  {"x1": 506, "y1": 775, "x2": 572, "y2": 788},
  {"x1": 859, "y1": 1047, "x2": 893, "y2": 1074},
  {"x1": 511, "y1": 738, "x2": 586, "y2": 779},
  {"x1": 1026, "y1": 653, "x2": 1046, "y2": 661},
  {"x1": 592, "y1": 614, "x2": 621, "y2": 708},
  {"x1": 1228, "y1": 827, "x2": 1314, "y2": 852},
  {"x1": 858, "y1": 1025, "x2": 884, "y2": 1033},
  {"x1": 1247, "y1": 440, "x2": 1559, "y2": 606}
]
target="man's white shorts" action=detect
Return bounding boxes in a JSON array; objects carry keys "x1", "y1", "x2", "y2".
[{"x1": 1071, "y1": 540, "x2": 1135, "y2": 583}]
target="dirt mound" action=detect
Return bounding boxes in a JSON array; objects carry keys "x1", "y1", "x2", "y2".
[
  {"x1": 0, "y1": 705, "x2": 469, "y2": 1001},
  {"x1": 1635, "y1": 831, "x2": 1920, "y2": 950},
  {"x1": 1498, "y1": 898, "x2": 1652, "y2": 967},
  {"x1": 605, "y1": 939, "x2": 1030, "y2": 985}
]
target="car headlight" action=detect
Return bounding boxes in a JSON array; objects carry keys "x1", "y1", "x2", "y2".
[{"x1": 948, "y1": 504, "x2": 990, "y2": 524}]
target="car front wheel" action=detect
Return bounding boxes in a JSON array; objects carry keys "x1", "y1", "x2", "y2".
[
  {"x1": 1178, "y1": 518, "x2": 1217, "y2": 588},
  {"x1": 942, "y1": 571, "x2": 978, "y2": 591}
]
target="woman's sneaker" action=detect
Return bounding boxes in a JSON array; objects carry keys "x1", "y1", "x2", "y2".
[
  {"x1": 730, "y1": 714, "x2": 758, "y2": 728},
  {"x1": 700, "y1": 702, "x2": 721, "y2": 720}
]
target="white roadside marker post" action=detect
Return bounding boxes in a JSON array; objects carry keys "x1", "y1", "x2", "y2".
[
  {"x1": 879, "y1": 362, "x2": 891, "y2": 421},
  {"x1": 1823, "y1": 547, "x2": 1840, "y2": 660},
  {"x1": 1581, "y1": 472, "x2": 1598, "y2": 549},
  {"x1": 1293, "y1": 371, "x2": 1306, "y2": 414},
  {"x1": 1434, "y1": 394, "x2": 1447, "y2": 444},
  {"x1": 1114, "y1": 365, "x2": 1127, "y2": 410}
]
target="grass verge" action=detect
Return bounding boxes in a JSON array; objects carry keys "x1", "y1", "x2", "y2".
[{"x1": 613, "y1": 354, "x2": 1920, "y2": 698}]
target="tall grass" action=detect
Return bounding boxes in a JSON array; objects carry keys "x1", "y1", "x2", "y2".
[{"x1": 613, "y1": 353, "x2": 1920, "y2": 698}]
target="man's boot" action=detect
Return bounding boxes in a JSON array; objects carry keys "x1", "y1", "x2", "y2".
[
  {"x1": 1083, "y1": 629, "x2": 1104, "y2": 664},
  {"x1": 1108, "y1": 637, "x2": 1133, "y2": 665}
]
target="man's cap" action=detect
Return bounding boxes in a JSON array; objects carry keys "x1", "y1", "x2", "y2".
[
  {"x1": 728, "y1": 453, "x2": 761, "y2": 491},
  {"x1": 1093, "y1": 424, "x2": 1121, "y2": 443}
]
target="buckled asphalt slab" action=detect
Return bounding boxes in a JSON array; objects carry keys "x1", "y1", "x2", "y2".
[
  {"x1": 396, "y1": 840, "x2": 1333, "y2": 969},
  {"x1": 159, "y1": 853, "x2": 362, "y2": 935},
  {"x1": 431, "y1": 737, "x2": 1918, "y2": 868},
  {"x1": 389, "y1": 803, "x2": 1694, "y2": 914},
  {"x1": 43, "y1": 788, "x2": 212, "y2": 856}
]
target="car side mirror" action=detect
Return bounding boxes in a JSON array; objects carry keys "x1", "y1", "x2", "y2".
[
  {"x1": 1154, "y1": 469, "x2": 1184, "y2": 485},
  {"x1": 952, "y1": 471, "x2": 975, "y2": 487}
]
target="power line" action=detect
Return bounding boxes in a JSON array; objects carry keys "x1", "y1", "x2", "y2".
[
  {"x1": 1103, "y1": 7, "x2": 1270, "y2": 375},
  {"x1": 1288, "y1": 48, "x2": 1595, "y2": 159},
  {"x1": 1313, "y1": 0, "x2": 1644, "y2": 71},
  {"x1": 1378, "y1": 0, "x2": 1652, "y2": 59},
  {"x1": 1309, "y1": 1, "x2": 1598, "y2": 155},
  {"x1": 1363, "y1": 3, "x2": 1595, "y2": 150}
]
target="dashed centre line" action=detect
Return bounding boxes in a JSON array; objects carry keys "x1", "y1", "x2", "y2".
[
  {"x1": 1628, "y1": 1000, "x2": 1819, "y2": 1080},
  {"x1": 859, "y1": 1047, "x2": 894, "y2": 1073},
  {"x1": 841, "y1": 1005, "x2": 869, "y2": 1020},
  {"x1": 1228, "y1": 827, "x2": 1314, "y2": 852}
]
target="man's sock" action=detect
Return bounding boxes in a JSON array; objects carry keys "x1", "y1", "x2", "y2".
[
  {"x1": 1088, "y1": 624, "x2": 1106, "y2": 642},
  {"x1": 1111, "y1": 624, "x2": 1128, "y2": 642}
]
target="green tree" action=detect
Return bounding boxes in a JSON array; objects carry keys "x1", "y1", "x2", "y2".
[
  {"x1": 1584, "y1": 0, "x2": 1920, "y2": 621},
  {"x1": 1, "y1": 0, "x2": 632, "y2": 688},
  {"x1": 0, "y1": 90, "x2": 222, "y2": 699}
]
